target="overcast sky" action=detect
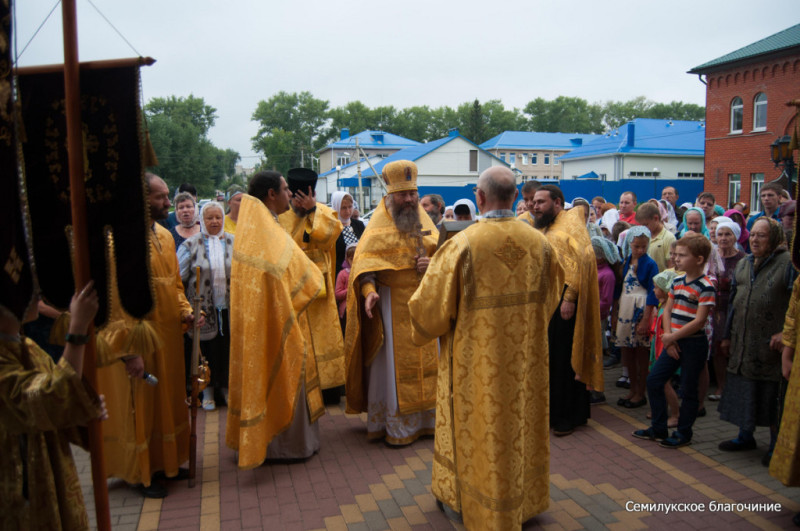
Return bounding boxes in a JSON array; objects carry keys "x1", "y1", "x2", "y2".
[{"x1": 14, "y1": 0, "x2": 799, "y2": 164}]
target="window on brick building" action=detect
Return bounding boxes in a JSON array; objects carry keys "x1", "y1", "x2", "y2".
[
  {"x1": 753, "y1": 93, "x2": 767, "y2": 131},
  {"x1": 500, "y1": 152, "x2": 506, "y2": 162},
  {"x1": 728, "y1": 174, "x2": 741, "y2": 206},
  {"x1": 521, "y1": 153, "x2": 528, "y2": 165},
  {"x1": 751, "y1": 173, "x2": 764, "y2": 212},
  {"x1": 730, "y1": 97, "x2": 743, "y2": 133},
  {"x1": 531, "y1": 153, "x2": 538, "y2": 165},
  {"x1": 544, "y1": 154, "x2": 550, "y2": 165},
  {"x1": 509, "y1": 152, "x2": 516, "y2": 165}
]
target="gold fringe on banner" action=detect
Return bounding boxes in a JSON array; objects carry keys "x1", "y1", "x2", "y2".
[
  {"x1": 49, "y1": 311, "x2": 72, "y2": 346},
  {"x1": 121, "y1": 320, "x2": 161, "y2": 358},
  {"x1": 143, "y1": 130, "x2": 159, "y2": 167}
]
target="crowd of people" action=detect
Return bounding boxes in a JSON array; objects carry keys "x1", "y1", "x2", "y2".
[{"x1": 6, "y1": 165, "x2": 800, "y2": 530}]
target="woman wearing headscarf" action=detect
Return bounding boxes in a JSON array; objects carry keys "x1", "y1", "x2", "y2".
[
  {"x1": 224, "y1": 185, "x2": 245, "y2": 234},
  {"x1": 719, "y1": 218, "x2": 795, "y2": 465},
  {"x1": 679, "y1": 207, "x2": 710, "y2": 238},
  {"x1": 331, "y1": 191, "x2": 365, "y2": 277},
  {"x1": 453, "y1": 198, "x2": 477, "y2": 221},
  {"x1": 178, "y1": 201, "x2": 235, "y2": 411},
  {"x1": 169, "y1": 192, "x2": 200, "y2": 248},
  {"x1": 724, "y1": 208, "x2": 750, "y2": 253},
  {"x1": 708, "y1": 220, "x2": 746, "y2": 402}
]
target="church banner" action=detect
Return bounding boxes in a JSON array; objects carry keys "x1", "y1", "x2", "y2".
[{"x1": 18, "y1": 63, "x2": 153, "y2": 326}]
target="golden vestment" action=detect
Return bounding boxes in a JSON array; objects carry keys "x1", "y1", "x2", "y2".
[
  {"x1": 226, "y1": 195, "x2": 324, "y2": 469},
  {"x1": 519, "y1": 209, "x2": 603, "y2": 390},
  {"x1": 771, "y1": 276, "x2": 800, "y2": 485},
  {"x1": 97, "y1": 223, "x2": 192, "y2": 486},
  {"x1": 409, "y1": 217, "x2": 564, "y2": 530},
  {"x1": 1, "y1": 338, "x2": 101, "y2": 531},
  {"x1": 343, "y1": 200, "x2": 438, "y2": 439},
  {"x1": 279, "y1": 203, "x2": 345, "y2": 389}
]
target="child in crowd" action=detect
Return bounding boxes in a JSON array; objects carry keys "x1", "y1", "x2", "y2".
[
  {"x1": 648, "y1": 270, "x2": 680, "y2": 428},
  {"x1": 592, "y1": 236, "x2": 622, "y2": 402},
  {"x1": 615, "y1": 226, "x2": 659, "y2": 409},
  {"x1": 335, "y1": 243, "x2": 357, "y2": 335},
  {"x1": 634, "y1": 233, "x2": 715, "y2": 448}
]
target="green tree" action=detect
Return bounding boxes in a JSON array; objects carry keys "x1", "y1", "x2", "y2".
[
  {"x1": 251, "y1": 91, "x2": 330, "y2": 173},
  {"x1": 458, "y1": 99, "x2": 486, "y2": 144},
  {"x1": 145, "y1": 95, "x2": 238, "y2": 196},
  {"x1": 643, "y1": 101, "x2": 705, "y2": 122},
  {"x1": 392, "y1": 105, "x2": 434, "y2": 142},
  {"x1": 523, "y1": 96, "x2": 604, "y2": 134}
]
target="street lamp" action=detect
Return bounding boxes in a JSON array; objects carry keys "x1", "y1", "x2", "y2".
[{"x1": 770, "y1": 135, "x2": 796, "y2": 194}]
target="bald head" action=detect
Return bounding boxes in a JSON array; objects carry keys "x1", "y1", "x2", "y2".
[
  {"x1": 476, "y1": 166, "x2": 518, "y2": 213},
  {"x1": 146, "y1": 172, "x2": 171, "y2": 221}
]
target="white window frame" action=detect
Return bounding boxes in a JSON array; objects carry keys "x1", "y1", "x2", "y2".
[
  {"x1": 728, "y1": 174, "x2": 741, "y2": 206},
  {"x1": 521, "y1": 153, "x2": 528, "y2": 165},
  {"x1": 753, "y1": 93, "x2": 767, "y2": 131},
  {"x1": 500, "y1": 152, "x2": 506, "y2": 162},
  {"x1": 544, "y1": 153, "x2": 550, "y2": 165},
  {"x1": 730, "y1": 97, "x2": 743, "y2": 134},
  {"x1": 531, "y1": 153, "x2": 537, "y2": 165},
  {"x1": 751, "y1": 173, "x2": 765, "y2": 212}
]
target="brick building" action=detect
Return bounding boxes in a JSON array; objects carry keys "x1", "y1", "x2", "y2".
[{"x1": 688, "y1": 24, "x2": 800, "y2": 211}]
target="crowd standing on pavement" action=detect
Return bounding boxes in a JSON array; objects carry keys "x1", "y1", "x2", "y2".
[{"x1": 7, "y1": 165, "x2": 800, "y2": 530}]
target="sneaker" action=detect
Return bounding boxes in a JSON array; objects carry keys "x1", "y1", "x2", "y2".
[
  {"x1": 718, "y1": 438, "x2": 757, "y2": 451},
  {"x1": 632, "y1": 427, "x2": 668, "y2": 441},
  {"x1": 659, "y1": 432, "x2": 691, "y2": 449},
  {"x1": 590, "y1": 391, "x2": 606, "y2": 405},
  {"x1": 615, "y1": 376, "x2": 630, "y2": 389},
  {"x1": 202, "y1": 397, "x2": 216, "y2": 411}
]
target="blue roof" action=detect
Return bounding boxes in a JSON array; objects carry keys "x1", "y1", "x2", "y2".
[
  {"x1": 479, "y1": 131, "x2": 602, "y2": 150},
  {"x1": 359, "y1": 133, "x2": 507, "y2": 178},
  {"x1": 577, "y1": 171, "x2": 600, "y2": 180},
  {"x1": 318, "y1": 130, "x2": 421, "y2": 152},
  {"x1": 557, "y1": 119, "x2": 705, "y2": 161}
]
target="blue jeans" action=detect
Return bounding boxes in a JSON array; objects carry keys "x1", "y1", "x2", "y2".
[{"x1": 647, "y1": 336, "x2": 708, "y2": 440}]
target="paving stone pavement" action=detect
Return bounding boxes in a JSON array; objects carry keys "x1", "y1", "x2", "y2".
[{"x1": 73, "y1": 367, "x2": 800, "y2": 530}]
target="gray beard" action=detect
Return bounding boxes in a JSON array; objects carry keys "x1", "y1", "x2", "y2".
[
  {"x1": 388, "y1": 200, "x2": 421, "y2": 234},
  {"x1": 533, "y1": 210, "x2": 556, "y2": 229}
]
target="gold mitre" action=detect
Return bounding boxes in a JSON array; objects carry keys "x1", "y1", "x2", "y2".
[{"x1": 382, "y1": 160, "x2": 418, "y2": 194}]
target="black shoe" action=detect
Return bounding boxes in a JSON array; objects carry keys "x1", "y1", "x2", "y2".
[
  {"x1": 590, "y1": 391, "x2": 606, "y2": 405},
  {"x1": 697, "y1": 407, "x2": 706, "y2": 417},
  {"x1": 153, "y1": 467, "x2": 190, "y2": 481},
  {"x1": 623, "y1": 398, "x2": 647, "y2": 409},
  {"x1": 615, "y1": 377, "x2": 630, "y2": 389},
  {"x1": 135, "y1": 482, "x2": 167, "y2": 498},
  {"x1": 553, "y1": 421, "x2": 574, "y2": 437},
  {"x1": 603, "y1": 356, "x2": 621, "y2": 370},
  {"x1": 632, "y1": 427, "x2": 668, "y2": 441},
  {"x1": 718, "y1": 439, "x2": 757, "y2": 451},
  {"x1": 792, "y1": 511, "x2": 800, "y2": 527}
]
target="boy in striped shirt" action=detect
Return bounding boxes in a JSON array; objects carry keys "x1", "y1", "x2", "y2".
[{"x1": 633, "y1": 233, "x2": 715, "y2": 448}]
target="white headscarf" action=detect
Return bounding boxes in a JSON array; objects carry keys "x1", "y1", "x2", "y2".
[
  {"x1": 331, "y1": 191, "x2": 354, "y2": 226},
  {"x1": 715, "y1": 220, "x2": 742, "y2": 242},
  {"x1": 453, "y1": 198, "x2": 477, "y2": 220},
  {"x1": 200, "y1": 201, "x2": 227, "y2": 309},
  {"x1": 601, "y1": 207, "x2": 619, "y2": 229}
]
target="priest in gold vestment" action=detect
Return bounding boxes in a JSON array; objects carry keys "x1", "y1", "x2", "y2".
[
  {"x1": 1, "y1": 286, "x2": 103, "y2": 530},
  {"x1": 409, "y1": 167, "x2": 564, "y2": 529},
  {"x1": 520, "y1": 184, "x2": 603, "y2": 436},
  {"x1": 344, "y1": 160, "x2": 439, "y2": 445},
  {"x1": 278, "y1": 168, "x2": 345, "y2": 402},
  {"x1": 98, "y1": 174, "x2": 200, "y2": 498},
  {"x1": 771, "y1": 276, "x2": 800, "y2": 526},
  {"x1": 226, "y1": 171, "x2": 324, "y2": 468}
]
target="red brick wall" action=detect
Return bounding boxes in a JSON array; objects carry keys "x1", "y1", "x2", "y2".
[{"x1": 702, "y1": 53, "x2": 800, "y2": 209}]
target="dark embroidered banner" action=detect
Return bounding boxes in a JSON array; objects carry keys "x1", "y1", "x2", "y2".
[
  {"x1": 18, "y1": 64, "x2": 153, "y2": 326},
  {"x1": 0, "y1": 0, "x2": 35, "y2": 321}
]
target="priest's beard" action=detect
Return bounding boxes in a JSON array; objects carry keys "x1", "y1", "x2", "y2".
[
  {"x1": 387, "y1": 196, "x2": 421, "y2": 235},
  {"x1": 533, "y1": 208, "x2": 556, "y2": 229}
]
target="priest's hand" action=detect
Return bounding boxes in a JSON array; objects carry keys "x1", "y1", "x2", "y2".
[
  {"x1": 124, "y1": 356, "x2": 145, "y2": 379},
  {"x1": 184, "y1": 312, "x2": 206, "y2": 328},
  {"x1": 294, "y1": 186, "x2": 316, "y2": 212},
  {"x1": 560, "y1": 300, "x2": 576, "y2": 320},
  {"x1": 783, "y1": 346, "x2": 795, "y2": 380},
  {"x1": 69, "y1": 280, "x2": 99, "y2": 333},
  {"x1": 365, "y1": 292, "x2": 380, "y2": 319},
  {"x1": 769, "y1": 332, "x2": 783, "y2": 351},
  {"x1": 98, "y1": 394, "x2": 109, "y2": 421},
  {"x1": 415, "y1": 255, "x2": 430, "y2": 274}
]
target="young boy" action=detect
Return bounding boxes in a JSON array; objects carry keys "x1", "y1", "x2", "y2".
[
  {"x1": 633, "y1": 233, "x2": 715, "y2": 448},
  {"x1": 635, "y1": 202, "x2": 675, "y2": 272}
]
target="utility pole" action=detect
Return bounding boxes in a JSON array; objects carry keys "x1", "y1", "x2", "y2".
[{"x1": 356, "y1": 138, "x2": 364, "y2": 210}]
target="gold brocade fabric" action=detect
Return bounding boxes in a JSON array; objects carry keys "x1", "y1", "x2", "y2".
[
  {"x1": 279, "y1": 203, "x2": 345, "y2": 389},
  {"x1": 518, "y1": 210, "x2": 604, "y2": 391},
  {"x1": 771, "y1": 276, "x2": 800, "y2": 485},
  {"x1": 408, "y1": 218, "x2": 564, "y2": 530},
  {"x1": 0, "y1": 339, "x2": 101, "y2": 531},
  {"x1": 226, "y1": 195, "x2": 323, "y2": 470},
  {"x1": 223, "y1": 215, "x2": 237, "y2": 234},
  {"x1": 97, "y1": 224, "x2": 193, "y2": 486},
  {"x1": 344, "y1": 200, "x2": 439, "y2": 415}
]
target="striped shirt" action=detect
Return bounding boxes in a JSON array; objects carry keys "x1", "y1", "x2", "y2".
[{"x1": 669, "y1": 274, "x2": 715, "y2": 336}]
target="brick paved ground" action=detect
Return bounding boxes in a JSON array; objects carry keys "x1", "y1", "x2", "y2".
[{"x1": 74, "y1": 367, "x2": 800, "y2": 530}]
